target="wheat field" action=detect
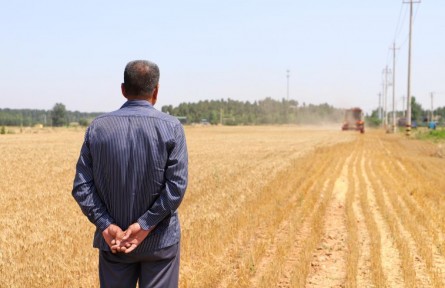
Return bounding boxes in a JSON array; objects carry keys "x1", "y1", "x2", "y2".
[{"x1": 1, "y1": 126, "x2": 445, "y2": 287}]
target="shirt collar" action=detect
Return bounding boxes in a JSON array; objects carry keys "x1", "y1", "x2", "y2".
[{"x1": 120, "y1": 100, "x2": 153, "y2": 109}]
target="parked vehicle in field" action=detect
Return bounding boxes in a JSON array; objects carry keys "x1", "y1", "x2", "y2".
[{"x1": 342, "y1": 108, "x2": 365, "y2": 133}]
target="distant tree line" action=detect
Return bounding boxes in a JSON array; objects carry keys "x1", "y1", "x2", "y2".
[
  {"x1": 161, "y1": 98, "x2": 345, "y2": 125},
  {"x1": 3, "y1": 96, "x2": 444, "y2": 128},
  {"x1": 0, "y1": 103, "x2": 102, "y2": 127}
]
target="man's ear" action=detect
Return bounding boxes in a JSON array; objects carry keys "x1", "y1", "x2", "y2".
[
  {"x1": 121, "y1": 83, "x2": 128, "y2": 99},
  {"x1": 150, "y1": 84, "x2": 159, "y2": 105}
]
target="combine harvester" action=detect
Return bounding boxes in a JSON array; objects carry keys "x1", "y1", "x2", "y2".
[{"x1": 341, "y1": 108, "x2": 365, "y2": 133}]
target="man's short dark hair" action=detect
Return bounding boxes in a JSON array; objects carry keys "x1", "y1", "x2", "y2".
[{"x1": 124, "y1": 60, "x2": 160, "y2": 97}]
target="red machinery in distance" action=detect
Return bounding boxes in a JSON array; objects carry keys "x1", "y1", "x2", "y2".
[{"x1": 342, "y1": 108, "x2": 365, "y2": 133}]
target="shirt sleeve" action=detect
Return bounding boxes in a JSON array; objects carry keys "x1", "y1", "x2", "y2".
[
  {"x1": 137, "y1": 123, "x2": 189, "y2": 230},
  {"x1": 72, "y1": 127, "x2": 115, "y2": 231}
]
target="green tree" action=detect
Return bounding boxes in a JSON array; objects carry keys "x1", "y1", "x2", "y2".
[
  {"x1": 365, "y1": 108, "x2": 382, "y2": 127},
  {"x1": 410, "y1": 96, "x2": 424, "y2": 123},
  {"x1": 78, "y1": 118, "x2": 90, "y2": 127},
  {"x1": 51, "y1": 103, "x2": 67, "y2": 127},
  {"x1": 160, "y1": 98, "x2": 343, "y2": 125}
]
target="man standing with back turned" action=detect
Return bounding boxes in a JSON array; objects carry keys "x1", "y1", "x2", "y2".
[{"x1": 72, "y1": 60, "x2": 188, "y2": 288}]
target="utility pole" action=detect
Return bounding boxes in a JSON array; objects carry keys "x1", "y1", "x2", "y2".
[
  {"x1": 382, "y1": 66, "x2": 390, "y2": 130},
  {"x1": 430, "y1": 92, "x2": 434, "y2": 122},
  {"x1": 403, "y1": 0, "x2": 421, "y2": 136},
  {"x1": 286, "y1": 69, "x2": 290, "y2": 101},
  {"x1": 390, "y1": 42, "x2": 399, "y2": 133},
  {"x1": 378, "y1": 93, "x2": 382, "y2": 120},
  {"x1": 401, "y1": 96, "x2": 406, "y2": 117}
]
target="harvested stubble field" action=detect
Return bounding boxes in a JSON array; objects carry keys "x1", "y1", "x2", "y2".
[{"x1": 1, "y1": 125, "x2": 445, "y2": 287}]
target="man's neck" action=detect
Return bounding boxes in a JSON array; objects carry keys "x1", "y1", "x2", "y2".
[{"x1": 127, "y1": 96, "x2": 155, "y2": 104}]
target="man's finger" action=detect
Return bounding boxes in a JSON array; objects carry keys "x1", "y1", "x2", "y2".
[
  {"x1": 122, "y1": 230, "x2": 132, "y2": 241},
  {"x1": 124, "y1": 243, "x2": 137, "y2": 254},
  {"x1": 111, "y1": 243, "x2": 120, "y2": 250}
]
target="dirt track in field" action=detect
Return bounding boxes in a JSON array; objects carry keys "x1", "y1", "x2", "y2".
[{"x1": 251, "y1": 129, "x2": 445, "y2": 288}]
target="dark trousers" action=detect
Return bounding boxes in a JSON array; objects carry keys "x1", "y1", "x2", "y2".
[{"x1": 99, "y1": 243, "x2": 180, "y2": 288}]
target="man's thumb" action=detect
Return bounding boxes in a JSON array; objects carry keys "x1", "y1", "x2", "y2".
[{"x1": 122, "y1": 228, "x2": 133, "y2": 240}]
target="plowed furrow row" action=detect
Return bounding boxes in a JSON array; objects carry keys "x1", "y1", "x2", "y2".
[
  {"x1": 273, "y1": 180, "x2": 331, "y2": 288},
  {"x1": 351, "y1": 153, "x2": 373, "y2": 288},
  {"x1": 377, "y1": 157, "x2": 443, "y2": 286},
  {"x1": 361, "y1": 146, "x2": 406, "y2": 287},
  {"x1": 251, "y1": 152, "x2": 341, "y2": 287},
  {"x1": 274, "y1": 144, "x2": 351, "y2": 287},
  {"x1": 345, "y1": 147, "x2": 369, "y2": 288},
  {"x1": 355, "y1": 139, "x2": 386, "y2": 287},
  {"x1": 305, "y1": 154, "x2": 351, "y2": 287}
]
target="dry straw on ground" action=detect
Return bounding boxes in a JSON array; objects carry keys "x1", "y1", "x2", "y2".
[{"x1": 1, "y1": 126, "x2": 445, "y2": 287}]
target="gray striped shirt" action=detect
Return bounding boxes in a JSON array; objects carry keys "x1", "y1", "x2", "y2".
[{"x1": 72, "y1": 100, "x2": 188, "y2": 252}]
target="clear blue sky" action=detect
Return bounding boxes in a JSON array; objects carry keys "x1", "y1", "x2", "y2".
[{"x1": 1, "y1": 0, "x2": 443, "y2": 114}]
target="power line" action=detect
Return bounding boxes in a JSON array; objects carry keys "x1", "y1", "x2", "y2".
[
  {"x1": 393, "y1": 3, "x2": 408, "y2": 42},
  {"x1": 397, "y1": 2, "x2": 421, "y2": 50}
]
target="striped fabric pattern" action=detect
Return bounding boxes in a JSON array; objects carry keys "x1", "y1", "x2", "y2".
[{"x1": 72, "y1": 100, "x2": 188, "y2": 252}]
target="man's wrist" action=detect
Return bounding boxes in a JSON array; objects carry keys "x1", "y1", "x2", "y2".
[
  {"x1": 96, "y1": 215, "x2": 115, "y2": 232},
  {"x1": 137, "y1": 219, "x2": 153, "y2": 231}
]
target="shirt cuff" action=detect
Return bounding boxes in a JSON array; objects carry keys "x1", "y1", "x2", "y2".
[
  {"x1": 137, "y1": 217, "x2": 156, "y2": 231},
  {"x1": 96, "y1": 215, "x2": 114, "y2": 232}
]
